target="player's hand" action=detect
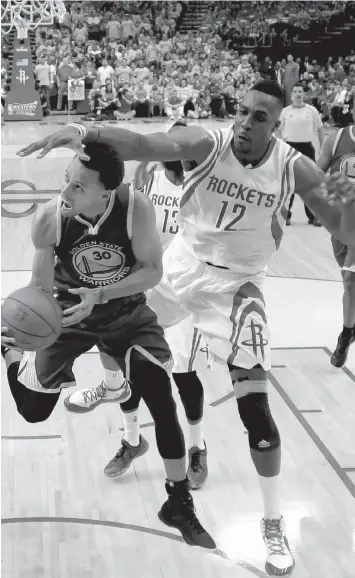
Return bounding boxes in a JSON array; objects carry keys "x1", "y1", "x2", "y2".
[
  {"x1": 62, "y1": 288, "x2": 100, "y2": 327},
  {"x1": 16, "y1": 126, "x2": 90, "y2": 160},
  {"x1": 1, "y1": 327, "x2": 22, "y2": 352},
  {"x1": 322, "y1": 171, "x2": 355, "y2": 206}
]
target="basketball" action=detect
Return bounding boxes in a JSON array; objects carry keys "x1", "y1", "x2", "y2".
[{"x1": 1, "y1": 287, "x2": 62, "y2": 351}]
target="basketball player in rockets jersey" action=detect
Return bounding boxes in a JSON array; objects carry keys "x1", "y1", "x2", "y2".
[
  {"x1": 17, "y1": 80, "x2": 355, "y2": 576},
  {"x1": 317, "y1": 108, "x2": 355, "y2": 368},
  {"x1": 2, "y1": 141, "x2": 216, "y2": 550}
]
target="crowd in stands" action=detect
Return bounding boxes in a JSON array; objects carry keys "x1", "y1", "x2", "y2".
[{"x1": 1, "y1": 1, "x2": 354, "y2": 126}]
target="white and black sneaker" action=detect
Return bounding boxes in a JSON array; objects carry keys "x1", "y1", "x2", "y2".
[
  {"x1": 64, "y1": 381, "x2": 131, "y2": 413},
  {"x1": 261, "y1": 516, "x2": 295, "y2": 576}
]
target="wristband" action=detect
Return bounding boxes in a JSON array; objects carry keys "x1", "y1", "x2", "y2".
[{"x1": 67, "y1": 123, "x2": 88, "y2": 140}]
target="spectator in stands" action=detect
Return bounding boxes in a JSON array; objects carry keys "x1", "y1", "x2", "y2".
[
  {"x1": 165, "y1": 87, "x2": 184, "y2": 119},
  {"x1": 133, "y1": 80, "x2": 150, "y2": 117},
  {"x1": 97, "y1": 59, "x2": 114, "y2": 87},
  {"x1": 331, "y1": 81, "x2": 347, "y2": 125},
  {"x1": 121, "y1": 13, "x2": 135, "y2": 41},
  {"x1": 284, "y1": 54, "x2": 299, "y2": 105},
  {"x1": 106, "y1": 14, "x2": 121, "y2": 41},
  {"x1": 34, "y1": 57, "x2": 51, "y2": 111},
  {"x1": 87, "y1": 40, "x2": 102, "y2": 64},
  {"x1": 72, "y1": 21, "x2": 88, "y2": 44},
  {"x1": 56, "y1": 55, "x2": 73, "y2": 111}
]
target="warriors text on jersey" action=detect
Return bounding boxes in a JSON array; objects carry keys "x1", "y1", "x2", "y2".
[
  {"x1": 330, "y1": 125, "x2": 355, "y2": 186},
  {"x1": 144, "y1": 168, "x2": 182, "y2": 251},
  {"x1": 55, "y1": 184, "x2": 136, "y2": 291},
  {"x1": 176, "y1": 126, "x2": 301, "y2": 274}
]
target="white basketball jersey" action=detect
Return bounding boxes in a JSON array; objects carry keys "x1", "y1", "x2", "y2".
[
  {"x1": 145, "y1": 168, "x2": 183, "y2": 251},
  {"x1": 178, "y1": 126, "x2": 301, "y2": 274}
]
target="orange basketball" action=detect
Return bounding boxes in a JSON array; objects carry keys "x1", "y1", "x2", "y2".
[{"x1": 1, "y1": 287, "x2": 62, "y2": 351}]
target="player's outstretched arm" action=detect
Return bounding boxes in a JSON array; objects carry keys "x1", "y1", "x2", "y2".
[
  {"x1": 28, "y1": 199, "x2": 57, "y2": 294},
  {"x1": 100, "y1": 192, "x2": 163, "y2": 302},
  {"x1": 295, "y1": 155, "x2": 355, "y2": 246},
  {"x1": 17, "y1": 124, "x2": 215, "y2": 167}
]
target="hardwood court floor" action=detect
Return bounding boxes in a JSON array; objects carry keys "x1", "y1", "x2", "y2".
[{"x1": 1, "y1": 119, "x2": 355, "y2": 578}]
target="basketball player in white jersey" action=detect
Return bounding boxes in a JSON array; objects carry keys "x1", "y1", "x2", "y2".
[
  {"x1": 18, "y1": 80, "x2": 355, "y2": 576},
  {"x1": 317, "y1": 105, "x2": 355, "y2": 367}
]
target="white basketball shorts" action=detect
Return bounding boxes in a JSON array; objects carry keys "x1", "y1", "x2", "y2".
[{"x1": 148, "y1": 236, "x2": 271, "y2": 371}]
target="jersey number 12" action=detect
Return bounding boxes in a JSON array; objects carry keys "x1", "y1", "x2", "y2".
[{"x1": 215, "y1": 201, "x2": 246, "y2": 231}]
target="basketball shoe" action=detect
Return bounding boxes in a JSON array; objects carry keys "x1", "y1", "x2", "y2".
[
  {"x1": 104, "y1": 436, "x2": 149, "y2": 477},
  {"x1": 261, "y1": 516, "x2": 295, "y2": 576},
  {"x1": 64, "y1": 380, "x2": 131, "y2": 413},
  {"x1": 158, "y1": 479, "x2": 216, "y2": 549},
  {"x1": 330, "y1": 327, "x2": 355, "y2": 367},
  {"x1": 187, "y1": 443, "x2": 208, "y2": 490}
]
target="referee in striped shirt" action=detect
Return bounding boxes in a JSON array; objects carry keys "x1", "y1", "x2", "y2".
[{"x1": 277, "y1": 82, "x2": 324, "y2": 226}]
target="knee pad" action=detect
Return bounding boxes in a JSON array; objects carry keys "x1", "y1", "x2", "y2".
[
  {"x1": 237, "y1": 393, "x2": 280, "y2": 451},
  {"x1": 173, "y1": 371, "x2": 204, "y2": 423}
]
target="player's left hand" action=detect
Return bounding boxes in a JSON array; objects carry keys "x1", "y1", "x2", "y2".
[
  {"x1": 322, "y1": 171, "x2": 355, "y2": 206},
  {"x1": 62, "y1": 287, "x2": 100, "y2": 327}
]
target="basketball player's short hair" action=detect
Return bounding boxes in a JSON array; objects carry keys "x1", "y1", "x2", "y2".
[
  {"x1": 292, "y1": 82, "x2": 304, "y2": 90},
  {"x1": 80, "y1": 142, "x2": 125, "y2": 190},
  {"x1": 251, "y1": 79, "x2": 285, "y2": 108}
]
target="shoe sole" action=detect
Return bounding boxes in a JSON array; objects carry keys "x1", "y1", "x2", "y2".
[
  {"x1": 64, "y1": 389, "x2": 131, "y2": 413},
  {"x1": 104, "y1": 442, "x2": 149, "y2": 478},
  {"x1": 157, "y1": 511, "x2": 216, "y2": 550}
]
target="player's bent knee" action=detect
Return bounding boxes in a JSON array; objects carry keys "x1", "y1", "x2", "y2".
[
  {"x1": 237, "y1": 392, "x2": 280, "y2": 451},
  {"x1": 19, "y1": 390, "x2": 61, "y2": 423}
]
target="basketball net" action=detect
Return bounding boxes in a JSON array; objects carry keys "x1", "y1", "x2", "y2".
[{"x1": 1, "y1": 0, "x2": 67, "y2": 37}]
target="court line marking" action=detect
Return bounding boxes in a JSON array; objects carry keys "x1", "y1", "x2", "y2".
[
  {"x1": 268, "y1": 370, "x2": 355, "y2": 499},
  {"x1": 0, "y1": 517, "x2": 267, "y2": 577},
  {"x1": 299, "y1": 409, "x2": 323, "y2": 413},
  {"x1": 343, "y1": 468, "x2": 355, "y2": 472},
  {"x1": 1, "y1": 435, "x2": 61, "y2": 440}
]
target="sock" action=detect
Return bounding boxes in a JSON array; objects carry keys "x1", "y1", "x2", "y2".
[
  {"x1": 188, "y1": 419, "x2": 205, "y2": 450},
  {"x1": 104, "y1": 368, "x2": 124, "y2": 391},
  {"x1": 341, "y1": 325, "x2": 353, "y2": 340},
  {"x1": 120, "y1": 409, "x2": 140, "y2": 446},
  {"x1": 259, "y1": 474, "x2": 282, "y2": 520}
]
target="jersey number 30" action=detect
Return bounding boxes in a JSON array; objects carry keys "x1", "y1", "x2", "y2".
[{"x1": 215, "y1": 201, "x2": 246, "y2": 231}]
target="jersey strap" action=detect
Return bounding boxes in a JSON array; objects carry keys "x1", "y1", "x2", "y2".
[
  {"x1": 180, "y1": 128, "x2": 233, "y2": 209},
  {"x1": 332, "y1": 128, "x2": 344, "y2": 157},
  {"x1": 271, "y1": 147, "x2": 300, "y2": 249}
]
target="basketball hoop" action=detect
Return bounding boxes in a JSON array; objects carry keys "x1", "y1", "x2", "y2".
[{"x1": 1, "y1": 0, "x2": 67, "y2": 37}]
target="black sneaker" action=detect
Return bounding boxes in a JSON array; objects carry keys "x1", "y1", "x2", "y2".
[
  {"x1": 158, "y1": 479, "x2": 216, "y2": 549},
  {"x1": 331, "y1": 330, "x2": 355, "y2": 368},
  {"x1": 188, "y1": 443, "x2": 208, "y2": 490}
]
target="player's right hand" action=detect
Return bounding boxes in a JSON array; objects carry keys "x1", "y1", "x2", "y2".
[
  {"x1": 1, "y1": 327, "x2": 22, "y2": 352},
  {"x1": 16, "y1": 126, "x2": 90, "y2": 161}
]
